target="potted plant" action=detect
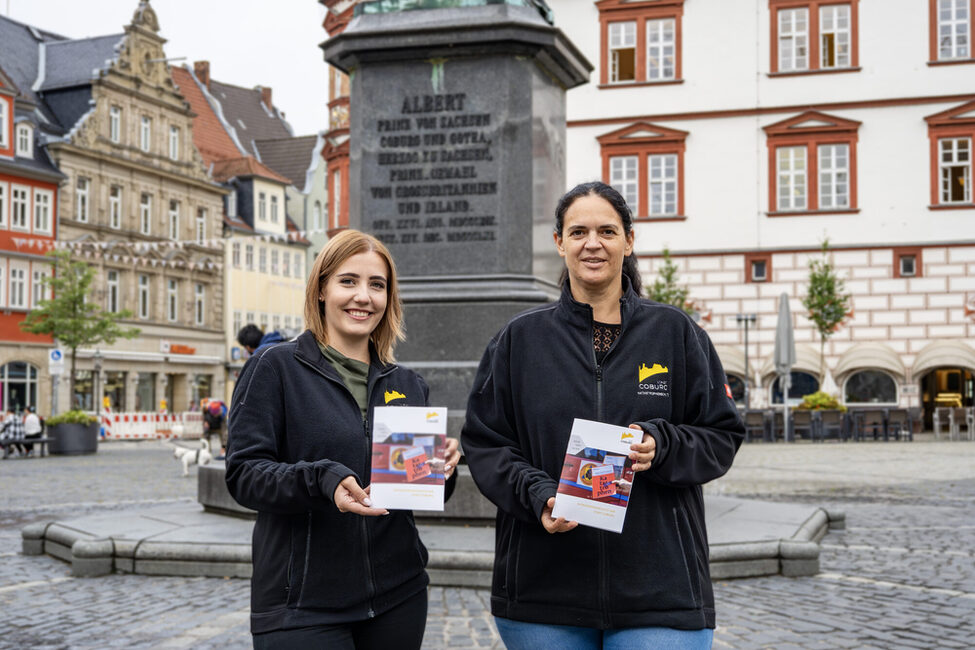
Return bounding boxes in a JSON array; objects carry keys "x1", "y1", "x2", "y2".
[
  {"x1": 796, "y1": 391, "x2": 847, "y2": 412},
  {"x1": 47, "y1": 410, "x2": 100, "y2": 455}
]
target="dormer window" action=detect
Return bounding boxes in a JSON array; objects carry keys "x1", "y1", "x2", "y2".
[
  {"x1": 15, "y1": 123, "x2": 33, "y2": 156},
  {"x1": 0, "y1": 98, "x2": 8, "y2": 149}
]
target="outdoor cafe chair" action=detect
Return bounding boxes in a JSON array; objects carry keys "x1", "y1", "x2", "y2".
[
  {"x1": 949, "y1": 407, "x2": 974, "y2": 441},
  {"x1": 885, "y1": 408, "x2": 912, "y2": 441},
  {"x1": 790, "y1": 410, "x2": 815, "y2": 441},
  {"x1": 742, "y1": 409, "x2": 770, "y2": 443},
  {"x1": 817, "y1": 409, "x2": 845, "y2": 441},
  {"x1": 933, "y1": 407, "x2": 952, "y2": 440}
]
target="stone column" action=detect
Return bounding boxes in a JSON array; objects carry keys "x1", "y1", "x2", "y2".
[{"x1": 323, "y1": 3, "x2": 590, "y2": 433}]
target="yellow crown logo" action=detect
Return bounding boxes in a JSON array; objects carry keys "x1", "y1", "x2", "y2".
[
  {"x1": 384, "y1": 390, "x2": 406, "y2": 404},
  {"x1": 621, "y1": 431, "x2": 635, "y2": 441},
  {"x1": 639, "y1": 363, "x2": 669, "y2": 382},
  {"x1": 426, "y1": 411, "x2": 440, "y2": 420}
]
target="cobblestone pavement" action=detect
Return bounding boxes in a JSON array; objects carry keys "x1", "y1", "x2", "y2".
[{"x1": 1, "y1": 438, "x2": 974, "y2": 649}]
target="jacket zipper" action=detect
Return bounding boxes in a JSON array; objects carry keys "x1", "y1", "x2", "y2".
[{"x1": 295, "y1": 354, "x2": 396, "y2": 618}]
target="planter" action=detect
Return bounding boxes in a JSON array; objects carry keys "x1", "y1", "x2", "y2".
[{"x1": 49, "y1": 422, "x2": 99, "y2": 455}]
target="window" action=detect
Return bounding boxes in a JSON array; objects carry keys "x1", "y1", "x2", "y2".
[
  {"x1": 313, "y1": 200, "x2": 323, "y2": 230},
  {"x1": 599, "y1": 122, "x2": 688, "y2": 219},
  {"x1": 259, "y1": 312, "x2": 269, "y2": 331},
  {"x1": 764, "y1": 111, "x2": 860, "y2": 215},
  {"x1": 245, "y1": 311, "x2": 255, "y2": 326},
  {"x1": 140, "y1": 116, "x2": 151, "y2": 152},
  {"x1": 259, "y1": 246, "x2": 267, "y2": 273},
  {"x1": 109, "y1": 186, "x2": 122, "y2": 229},
  {"x1": 283, "y1": 250, "x2": 290, "y2": 277},
  {"x1": 0, "y1": 266, "x2": 4, "y2": 306},
  {"x1": 926, "y1": 100, "x2": 975, "y2": 207},
  {"x1": 169, "y1": 200, "x2": 179, "y2": 239},
  {"x1": 271, "y1": 249, "x2": 279, "y2": 275},
  {"x1": 169, "y1": 126, "x2": 180, "y2": 161},
  {"x1": 332, "y1": 170, "x2": 342, "y2": 227},
  {"x1": 294, "y1": 253, "x2": 304, "y2": 279},
  {"x1": 0, "y1": 98, "x2": 8, "y2": 149},
  {"x1": 770, "y1": 1, "x2": 859, "y2": 74},
  {"x1": 11, "y1": 185, "x2": 28, "y2": 230},
  {"x1": 140, "y1": 193, "x2": 152, "y2": 235},
  {"x1": 9, "y1": 265, "x2": 26, "y2": 308},
  {"x1": 233, "y1": 310, "x2": 242, "y2": 338},
  {"x1": 196, "y1": 208, "x2": 207, "y2": 244},
  {"x1": 932, "y1": 0, "x2": 973, "y2": 61},
  {"x1": 15, "y1": 123, "x2": 32, "y2": 156},
  {"x1": 32, "y1": 268, "x2": 48, "y2": 307},
  {"x1": 893, "y1": 247, "x2": 923, "y2": 278},
  {"x1": 771, "y1": 371, "x2": 820, "y2": 405},
  {"x1": 272, "y1": 314, "x2": 281, "y2": 331},
  {"x1": 284, "y1": 315, "x2": 292, "y2": 331},
  {"x1": 245, "y1": 243, "x2": 254, "y2": 270},
  {"x1": 271, "y1": 195, "x2": 279, "y2": 223},
  {"x1": 0, "y1": 182, "x2": 6, "y2": 228},
  {"x1": 33, "y1": 189, "x2": 52, "y2": 234},
  {"x1": 598, "y1": 0, "x2": 684, "y2": 85},
  {"x1": 107, "y1": 270, "x2": 119, "y2": 313},
  {"x1": 844, "y1": 370, "x2": 897, "y2": 404},
  {"x1": 746, "y1": 253, "x2": 772, "y2": 283},
  {"x1": 110, "y1": 106, "x2": 121, "y2": 143},
  {"x1": 76, "y1": 177, "x2": 90, "y2": 223},
  {"x1": 167, "y1": 279, "x2": 178, "y2": 322},
  {"x1": 258, "y1": 192, "x2": 267, "y2": 221},
  {"x1": 227, "y1": 191, "x2": 237, "y2": 218},
  {"x1": 232, "y1": 242, "x2": 241, "y2": 268},
  {"x1": 138, "y1": 274, "x2": 150, "y2": 319},
  {"x1": 195, "y1": 283, "x2": 205, "y2": 326}
]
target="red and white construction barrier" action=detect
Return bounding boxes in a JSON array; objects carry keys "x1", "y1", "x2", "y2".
[{"x1": 97, "y1": 411, "x2": 207, "y2": 440}]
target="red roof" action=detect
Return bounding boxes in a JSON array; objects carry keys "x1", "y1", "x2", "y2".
[
  {"x1": 210, "y1": 156, "x2": 292, "y2": 184},
  {"x1": 172, "y1": 66, "x2": 242, "y2": 167}
]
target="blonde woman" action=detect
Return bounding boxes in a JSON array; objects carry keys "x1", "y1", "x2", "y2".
[{"x1": 227, "y1": 229, "x2": 460, "y2": 649}]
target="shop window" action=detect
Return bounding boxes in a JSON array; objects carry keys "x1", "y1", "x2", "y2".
[
  {"x1": 844, "y1": 370, "x2": 897, "y2": 404},
  {"x1": 771, "y1": 371, "x2": 820, "y2": 406}
]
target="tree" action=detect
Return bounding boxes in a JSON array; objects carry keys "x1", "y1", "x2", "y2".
[
  {"x1": 646, "y1": 247, "x2": 694, "y2": 315},
  {"x1": 20, "y1": 250, "x2": 140, "y2": 404},
  {"x1": 802, "y1": 239, "x2": 851, "y2": 385}
]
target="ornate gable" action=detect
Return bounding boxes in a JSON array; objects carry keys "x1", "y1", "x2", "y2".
[{"x1": 763, "y1": 110, "x2": 861, "y2": 137}]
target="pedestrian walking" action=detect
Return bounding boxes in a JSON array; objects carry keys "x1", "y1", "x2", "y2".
[
  {"x1": 226, "y1": 229, "x2": 461, "y2": 649},
  {"x1": 462, "y1": 182, "x2": 745, "y2": 649},
  {"x1": 2, "y1": 408, "x2": 26, "y2": 458}
]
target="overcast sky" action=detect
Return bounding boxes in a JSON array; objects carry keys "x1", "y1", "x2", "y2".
[{"x1": 3, "y1": 0, "x2": 330, "y2": 136}]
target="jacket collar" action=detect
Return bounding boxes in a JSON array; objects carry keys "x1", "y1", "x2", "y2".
[
  {"x1": 294, "y1": 329, "x2": 395, "y2": 380},
  {"x1": 558, "y1": 275, "x2": 640, "y2": 325}
]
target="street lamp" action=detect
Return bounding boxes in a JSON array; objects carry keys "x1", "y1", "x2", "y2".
[
  {"x1": 92, "y1": 349, "x2": 102, "y2": 413},
  {"x1": 735, "y1": 314, "x2": 757, "y2": 409}
]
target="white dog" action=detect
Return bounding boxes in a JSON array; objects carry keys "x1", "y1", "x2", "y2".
[{"x1": 172, "y1": 438, "x2": 213, "y2": 477}]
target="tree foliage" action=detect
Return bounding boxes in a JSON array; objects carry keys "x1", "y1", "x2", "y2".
[
  {"x1": 646, "y1": 247, "x2": 694, "y2": 315},
  {"x1": 20, "y1": 250, "x2": 140, "y2": 402},
  {"x1": 801, "y1": 240, "x2": 851, "y2": 384}
]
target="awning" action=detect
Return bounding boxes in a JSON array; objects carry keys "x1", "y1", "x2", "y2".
[
  {"x1": 714, "y1": 345, "x2": 745, "y2": 378},
  {"x1": 832, "y1": 342, "x2": 907, "y2": 383},
  {"x1": 911, "y1": 340, "x2": 975, "y2": 379},
  {"x1": 759, "y1": 342, "x2": 821, "y2": 383}
]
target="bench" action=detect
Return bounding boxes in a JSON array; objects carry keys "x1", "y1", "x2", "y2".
[{"x1": 1, "y1": 436, "x2": 53, "y2": 458}]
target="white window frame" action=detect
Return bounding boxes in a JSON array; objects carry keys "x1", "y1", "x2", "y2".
[
  {"x1": 940, "y1": 137, "x2": 972, "y2": 204},
  {"x1": 647, "y1": 18, "x2": 676, "y2": 81},
  {"x1": 245, "y1": 244, "x2": 254, "y2": 271},
  {"x1": 313, "y1": 200, "x2": 323, "y2": 230},
  {"x1": 283, "y1": 250, "x2": 290, "y2": 277},
  {"x1": 820, "y1": 5, "x2": 851, "y2": 68},
  {"x1": 271, "y1": 249, "x2": 279, "y2": 275},
  {"x1": 232, "y1": 242, "x2": 241, "y2": 268},
  {"x1": 245, "y1": 311, "x2": 255, "y2": 326},
  {"x1": 818, "y1": 143, "x2": 850, "y2": 209},
  {"x1": 107, "y1": 269, "x2": 119, "y2": 313},
  {"x1": 751, "y1": 259, "x2": 768, "y2": 282},
  {"x1": 777, "y1": 146, "x2": 808, "y2": 211},
  {"x1": 15, "y1": 123, "x2": 32, "y2": 157},
  {"x1": 195, "y1": 283, "x2": 205, "y2": 326},
  {"x1": 294, "y1": 252, "x2": 303, "y2": 279},
  {"x1": 649, "y1": 153, "x2": 678, "y2": 216},
  {"x1": 270, "y1": 195, "x2": 279, "y2": 223},
  {"x1": 259, "y1": 246, "x2": 267, "y2": 273},
  {"x1": 76, "y1": 177, "x2": 90, "y2": 223},
  {"x1": 0, "y1": 98, "x2": 8, "y2": 149},
  {"x1": 0, "y1": 182, "x2": 7, "y2": 228},
  {"x1": 938, "y1": 0, "x2": 971, "y2": 60},
  {"x1": 11, "y1": 184, "x2": 29, "y2": 231},
  {"x1": 33, "y1": 189, "x2": 52, "y2": 235},
  {"x1": 140, "y1": 193, "x2": 152, "y2": 236},
  {"x1": 32, "y1": 268, "x2": 48, "y2": 307},
  {"x1": 258, "y1": 192, "x2": 267, "y2": 222},
  {"x1": 0, "y1": 265, "x2": 5, "y2": 306},
  {"x1": 609, "y1": 21, "x2": 637, "y2": 83},
  {"x1": 109, "y1": 185, "x2": 122, "y2": 229},
  {"x1": 233, "y1": 310, "x2": 242, "y2": 337},
  {"x1": 110, "y1": 106, "x2": 121, "y2": 143},
  {"x1": 167, "y1": 279, "x2": 178, "y2": 322},
  {"x1": 609, "y1": 155, "x2": 639, "y2": 214},
  {"x1": 169, "y1": 200, "x2": 179, "y2": 240},
  {"x1": 778, "y1": 7, "x2": 809, "y2": 72},
  {"x1": 169, "y1": 125, "x2": 180, "y2": 161},
  {"x1": 9, "y1": 264, "x2": 27, "y2": 309},
  {"x1": 227, "y1": 191, "x2": 237, "y2": 218},
  {"x1": 140, "y1": 116, "x2": 152, "y2": 152},
  {"x1": 138, "y1": 274, "x2": 150, "y2": 320},
  {"x1": 196, "y1": 208, "x2": 206, "y2": 244}
]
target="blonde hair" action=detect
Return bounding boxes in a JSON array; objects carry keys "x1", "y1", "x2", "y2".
[{"x1": 304, "y1": 229, "x2": 404, "y2": 364}]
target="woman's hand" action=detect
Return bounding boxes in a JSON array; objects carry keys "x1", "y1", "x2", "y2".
[
  {"x1": 443, "y1": 437, "x2": 461, "y2": 479},
  {"x1": 540, "y1": 497, "x2": 578, "y2": 534},
  {"x1": 627, "y1": 423, "x2": 656, "y2": 472},
  {"x1": 333, "y1": 476, "x2": 388, "y2": 516}
]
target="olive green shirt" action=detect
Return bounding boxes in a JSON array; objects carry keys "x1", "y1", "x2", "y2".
[{"x1": 318, "y1": 343, "x2": 370, "y2": 420}]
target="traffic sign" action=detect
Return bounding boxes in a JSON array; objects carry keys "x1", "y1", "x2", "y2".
[{"x1": 49, "y1": 348, "x2": 64, "y2": 375}]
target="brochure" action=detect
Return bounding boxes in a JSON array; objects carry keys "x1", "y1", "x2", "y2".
[
  {"x1": 370, "y1": 406, "x2": 448, "y2": 511},
  {"x1": 551, "y1": 418, "x2": 638, "y2": 533}
]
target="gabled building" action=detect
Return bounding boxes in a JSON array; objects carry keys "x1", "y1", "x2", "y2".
[
  {"x1": 0, "y1": 1, "x2": 228, "y2": 415},
  {"x1": 0, "y1": 63, "x2": 64, "y2": 413},
  {"x1": 172, "y1": 63, "x2": 309, "y2": 401}
]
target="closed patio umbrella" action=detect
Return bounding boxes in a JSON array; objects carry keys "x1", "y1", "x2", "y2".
[{"x1": 774, "y1": 292, "x2": 797, "y2": 441}]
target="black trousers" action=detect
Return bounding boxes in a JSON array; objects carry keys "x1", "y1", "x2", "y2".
[{"x1": 252, "y1": 588, "x2": 427, "y2": 650}]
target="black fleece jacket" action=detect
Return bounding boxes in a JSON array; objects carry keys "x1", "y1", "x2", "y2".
[
  {"x1": 462, "y1": 280, "x2": 744, "y2": 630},
  {"x1": 226, "y1": 330, "x2": 454, "y2": 634}
]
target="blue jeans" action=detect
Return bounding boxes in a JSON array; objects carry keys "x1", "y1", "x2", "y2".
[{"x1": 494, "y1": 617, "x2": 713, "y2": 650}]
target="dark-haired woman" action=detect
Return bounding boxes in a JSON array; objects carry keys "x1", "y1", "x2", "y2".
[
  {"x1": 227, "y1": 229, "x2": 460, "y2": 649},
  {"x1": 462, "y1": 182, "x2": 744, "y2": 649}
]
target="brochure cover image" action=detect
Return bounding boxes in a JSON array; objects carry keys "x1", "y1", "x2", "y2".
[
  {"x1": 370, "y1": 406, "x2": 448, "y2": 511},
  {"x1": 551, "y1": 418, "x2": 637, "y2": 533}
]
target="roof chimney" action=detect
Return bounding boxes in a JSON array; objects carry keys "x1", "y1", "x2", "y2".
[
  {"x1": 259, "y1": 86, "x2": 272, "y2": 109},
  {"x1": 194, "y1": 60, "x2": 210, "y2": 90}
]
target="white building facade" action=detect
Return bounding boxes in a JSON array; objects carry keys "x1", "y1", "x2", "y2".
[{"x1": 554, "y1": 0, "x2": 975, "y2": 424}]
